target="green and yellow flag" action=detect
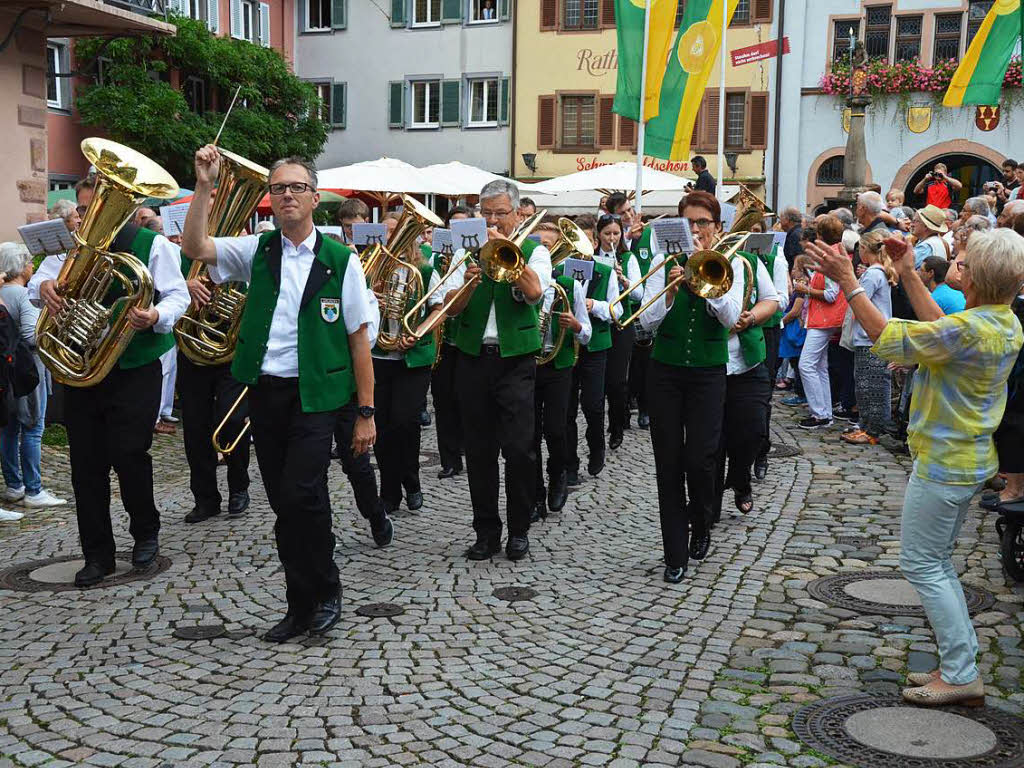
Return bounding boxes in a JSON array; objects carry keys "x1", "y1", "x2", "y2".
[
  {"x1": 645, "y1": 0, "x2": 739, "y2": 161},
  {"x1": 943, "y1": 0, "x2": 1023, "y2": 107},
  {"x1": 612, "y1": 0, "x2": 679, "y2": 122}
]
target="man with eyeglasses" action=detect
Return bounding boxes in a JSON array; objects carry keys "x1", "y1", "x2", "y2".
[
  {"x1": 183, "y1": 145, "x2": 377, "y2": 643},
  {"x1": 30, "y1": 171, "x2": 191, "y2": 589},
  {"x1": 441, "y1": 179, "x2": 551, "y2": 562}
]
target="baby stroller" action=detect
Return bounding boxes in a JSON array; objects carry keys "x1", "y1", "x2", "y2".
[{"x1": 995, "y1": 500, "x2": 1024, "y2": 582}]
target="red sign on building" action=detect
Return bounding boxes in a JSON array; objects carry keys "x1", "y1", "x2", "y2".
[{"x1": 731, "y1": 37, "x2": 791, "y2": 67}]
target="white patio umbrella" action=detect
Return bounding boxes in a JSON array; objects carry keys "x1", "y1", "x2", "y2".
[
  {"x1": 529, "y1": 161, "x2": 694, "y2": 196},
  {"x1": 317, "y1": 157, "x2": 457, "y2": 204},
  {"x1": 418, "y1": 161, "x2": 541, "y2": 198}
]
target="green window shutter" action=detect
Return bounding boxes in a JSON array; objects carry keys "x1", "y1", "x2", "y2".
[
  {"x1": 441, "y1": 79, "x2": 461, "y2": 127},
  {"x1": 499, "y1": 0, "x2": 510, "y2": 20},
  {"x1": 499, "y1": 76, "x2": 510, "y2": 125},
  {"x1": 332, "y1": 0, "x2": 347, "y2": 28},
  {"x1": 332, "y1": 82, "x2": 346, "y2": 127},
  {"x1": 391, "y1": 0, "x2": 406, "y2": 26},
  {"x1": 441, "y1": 0, "x2": 462, "y2": 23},
  {"x1": 388, "y1": 80, "x2": 405, "y2": 127}
]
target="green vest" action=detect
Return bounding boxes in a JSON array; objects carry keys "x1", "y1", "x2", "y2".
[
  {"x1": 231, "y1": 230, "x2": 356, "y2": 413},
  {"x1": 419, "y1": 243, "x2": 432, "y2": 262},
  {"x1": 118, "y1": 227, "x2": 177, "y2": 370},
  {"x1": 375, "y1": 263, "x2": 436, "y2": 369},
  {"x1": 761, "y1": 245, "x2": 784, "y2": 328},
  {"x1": 736, "y1": 252, "x2": 766, "y2": 368},
  {"x1": 629, "y1": 227, "x2": 653, "y2": 264},
  {"x1": 651, "y1": 255, "x2": 729, "y2": 368},
  {"x1": 548, "y1": 274, "x2": 579, "y2": 370},
  {"x1": 453, "y1": 238, "x2": 542, "y2": 358},
  {"x1": 557, "y1": 258, "x2": 613, "y2": 352}
]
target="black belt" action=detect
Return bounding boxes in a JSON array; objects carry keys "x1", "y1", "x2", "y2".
[{"x1": 480, "y1": 344, "x2": 501, "y2": 356}]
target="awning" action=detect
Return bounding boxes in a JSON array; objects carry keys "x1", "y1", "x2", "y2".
[{"x1": 2, "y1": 0, "x2": 176, "y2": 38}]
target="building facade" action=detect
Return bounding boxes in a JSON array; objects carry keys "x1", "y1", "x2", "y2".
[
  {"x1": 294, "y1": 0, "x2": 513, "y2": 174},
  {"x1": 513, "y1": 0, "x2": 778, "y2": 193},
  {"x1": 47, "y1": 0, "x2": 295, "y2": 190},
  {"x1": 774, "y1": 0, "x2": 1017, "y2": 213}
]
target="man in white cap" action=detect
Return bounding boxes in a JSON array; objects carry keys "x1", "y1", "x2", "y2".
[{"x1": 912, "y1": 205, "x2": 951, "y2": 268}]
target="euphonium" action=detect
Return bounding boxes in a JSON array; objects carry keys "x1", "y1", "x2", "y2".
[
  {"x1": 174, "y1": 148, "x2": 268, "y2": 365},
  {"x1": 36, "y1": 138, "x2": 179, "y2": 387},
  {"x1": 536, "y1": 281, "x2": 574, "y2": 366},
  {"x1": 367, "y1": 194, "x2": 443, "y2": 351},
  {"x1": 548, "y1": 217, "x2": 594, "y2": 268}
]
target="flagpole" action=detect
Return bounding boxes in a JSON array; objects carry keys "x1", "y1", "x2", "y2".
[
  {"x1": 716, "y1": 0, "x2": 727, "y2": 200},
  {"x1": 635, "y1": 0, "x2": 652, "y2": 216}
]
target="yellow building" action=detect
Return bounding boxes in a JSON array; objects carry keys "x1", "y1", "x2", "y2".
[{"x1": 512, "y1": 0, "x2": 776, "y2": 194}]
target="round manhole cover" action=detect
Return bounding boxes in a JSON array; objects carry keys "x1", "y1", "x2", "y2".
[
  {"x1": 173, "y1": 624, "x2": 227, "y2": 641},
  {"x1": 355, "y1": 602, "x2": 404, "y2": 618},
  {"x1": 0, "y1": 552, "x2": 172, "y2": 593},
  {"x1": 492, "y1": 586, "x2": 537, "y2": 602},
  {"x1": 793, "y1": 694, "x2": 1024, "y2": 768},
  {"x1": 806, "y1": 571, "x2": 994, "y2": 617},
  {"x1": 769, "y1": 444, "x2": 802, "y2": 458}
]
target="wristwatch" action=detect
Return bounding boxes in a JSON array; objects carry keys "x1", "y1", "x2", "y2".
[{"x1": 358, "y1": 405, "x2": 375, "y2": 419}]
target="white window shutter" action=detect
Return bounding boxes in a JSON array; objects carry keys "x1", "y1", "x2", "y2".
[
  {"x1": 207, "y1": 0, "x2": 219, "y2": 32},
  {"x1": 230, "y1": 0, "x2": 243, "y2": 38},
  {"x1": 259, "y1": 2, "x2": 271, "y2": 45}
]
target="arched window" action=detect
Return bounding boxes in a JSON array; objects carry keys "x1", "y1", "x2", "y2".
[{"x1": 817, "y1": 156, "x2": 845, "y2": 186}]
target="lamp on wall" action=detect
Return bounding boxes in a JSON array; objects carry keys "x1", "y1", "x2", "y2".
[
  {"x1": 522, "y1": 153, "x2": 537, "y2": 173},
  {"x1": 725, "y1": 152, "x2": 739, "y2": 175}
]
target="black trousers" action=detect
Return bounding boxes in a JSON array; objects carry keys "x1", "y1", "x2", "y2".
[
  {"x1": 431, "y1": 343, "x2": 463, "y2": 472},
  {"x1": 456, "y1": 348, "x2": 536, "y2": 540},
  {"x1": 606, "y1": 325, "x2": 635, "y2": 436},
  {"x1": 333, "y1": 403, "x2": 381, "y2": 521},
  {"x1": 829, "y1": 343, "x2": 856, "y2": 411},
  {"x1": 758, "y1": 326, "x2": 782, "y2": 461},
  {"x1": 567, "y1": 347, "x2": 607, "y2": 471},
  {"x1": 629, "y1": 340, "x2": 652, "y2": 414},
  {"x1": 534, "y1": 363, "x2": 572, "y2": 500},
  {"x1": 372, "y1": 358, "x2": 431, "y2": 508},
  {"x1": 647, "y1": 361, "x2": 725, "y2": 569},
  {"x1": 714, "y1": 364, "x2": 770, "y2": 521},
  {"x1": 66, "y1": 360, "x2": 162, "y2": 565},
  {"x1": 249, "y1": 376, "x2": 340, "y2": 615},
  {"x1": 177, "y1": 353, "x2": 250, "y2": 509}
]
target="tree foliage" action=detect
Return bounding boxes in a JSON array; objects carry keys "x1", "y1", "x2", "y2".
[{"x1": 74, "y1": 17, "x2": 328, "y2": 186}]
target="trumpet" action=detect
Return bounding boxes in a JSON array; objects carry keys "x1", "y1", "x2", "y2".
[
  {"x1": 536, "y1": 281, "x2": 573, "y2": 366},
  {"x1": 402, "y1": 210, "x2": 544, "y2": 340}
]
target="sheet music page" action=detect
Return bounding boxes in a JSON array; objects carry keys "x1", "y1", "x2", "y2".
[
  {"x1": 352, "y1": 223, "x2": 387, "y2": 247},
  {"x1": 160, "y1": 202, "x2": 190, "y2": 236},
  {"x1": 564, "y1": 258, "x2": 594, "y2": 283},
  {"x1": 450, "y1": 219, "x2": 488, "y2": 252},
  {"x1": 17, "y1": 220, "x2": 75, "y2": 256},
  {"x1": 650, "y1": 218, "x2": 695, "y2": 256}
]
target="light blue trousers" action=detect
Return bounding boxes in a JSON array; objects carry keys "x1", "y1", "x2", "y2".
[{"x1": 899, "y1": 466, "x2": 981, "y2": 686}]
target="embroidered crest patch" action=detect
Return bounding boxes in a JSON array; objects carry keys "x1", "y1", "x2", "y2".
[{"x1": 320, "y1": 297, "x2": 340, "y2": 323}]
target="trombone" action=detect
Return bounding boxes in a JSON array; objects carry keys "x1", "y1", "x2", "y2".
[{"x1": 402, "y1": 210, "x2": 545, "y2": 340}]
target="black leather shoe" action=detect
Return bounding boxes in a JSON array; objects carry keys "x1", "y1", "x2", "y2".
[
  {"x1": 419, "y1": 409, "x2": 431, "y2": 427},
  {"x1": 609, "y1": 432, "x2": 623, "y2": 450},
  {"x1": 637, "y1": 412, "x2": 650, "y2": 429},
  {"x1": 185, "y1": 505, "x2": 219, "y2": 524},
  {"x1": 588, "y1": 454, "x2": 605, "y2": 477},
  {"x1": 131, "y1": 538, "x2": 159, "y2": 569},
  {"x1": 263, "y1": 612, "x2": 311, "y2": 643},
  {"x1": 530, "y1": 500, "x2": 547, "y2": 524},
  {"x1": 753, "y1": 456, "x2": 768, "y2": 482},
  {"x1": 566, "y1": 469, "x2": 581, "y2": 487},
  {"x1": 382, "y1": 498, "x2": 400, "y2": 515},
  {"x1": 547, "y1": 471, "x2": 568, "y2": 512},
  {"x1": 506, "y1": 535, "x2": 529, "y2": 561},
  {"x1": 228, "y1": 490, "x2": 250, "y2": 517},
  {"x1": 370, "y1": 514, "x2": 394, "y2": 547},
  {"x1": 663, "y1": 566, "x2": 686, "y2": 584},
  {"x1": 74, "y1": 561, "x2": 115, "y2": 588},
  {"x1": 689, "y1": 529, "x2": 710, "y2": 561},
  {"x1": 466, "y1": 536, "x2": 501, "y2": 560},
  {"x1": 309, "y1": 594, "x2": 342, "y2": 635},
  {"x1": 437, "y1": 466, "x2": 460, "y2": 479},
  {"x1": 406, "y1": 490, "x2": 423, "y2": 511}
]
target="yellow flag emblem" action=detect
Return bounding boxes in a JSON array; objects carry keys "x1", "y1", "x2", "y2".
[{"x1": 678, "y1": 21, "x2": 717, "y2": 74}]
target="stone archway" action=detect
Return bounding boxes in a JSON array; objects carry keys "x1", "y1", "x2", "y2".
[{"x1": 891, "y1": 139, "x2": 1006, "y2": 197}]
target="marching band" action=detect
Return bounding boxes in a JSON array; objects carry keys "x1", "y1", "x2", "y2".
[{"x1": 35, "y1": 137, "x2": 782, "y2": 641}]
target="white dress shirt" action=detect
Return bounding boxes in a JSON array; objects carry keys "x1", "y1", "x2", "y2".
[
  {"x1": 726, "y1": 258, "x2": 780, "y2": 376},
  {"x1": 580, "y1": 253, "x2": 623, "y2": 324},
  {"x1": 373, "y1": 266, "x2": 442, "y2": 361},
  {"x1": 542, "y1": 279, "x2": 592, "y2": 350},
  {"x1": 209, "y1": 228, "x2": 373, "y2": 377},
  {"x1": 26, "y1": 236, "x2": 189, "y2": 335},
  {"x1": 769, "y1": 248, "x2": 790, "y2": 328},
  {"x1": 442, "y1": 243, "x2": 553, "y2": 344},
  {"x1": 638, "y1": 254, "x2": 743, "y2": 334}
]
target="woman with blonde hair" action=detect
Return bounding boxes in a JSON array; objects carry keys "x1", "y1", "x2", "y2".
[{"x1": 842, "y1": 230, "x2": 898, "y2": 445}]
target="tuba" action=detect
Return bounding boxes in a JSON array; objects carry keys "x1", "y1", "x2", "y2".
[
  {"x1": 174, "y1": 148, "x2": 269, "y2": 365},
  {"x1": 365, "y1": 195, "x2": 443, "y2": 351},
  {"x1": 36, "y1": 138, "x2": 179, "y2": 387}
]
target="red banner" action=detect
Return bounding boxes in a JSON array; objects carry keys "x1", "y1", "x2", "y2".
[{"x1": 730, "y1": 37, "x2": 791, "y2": 67}]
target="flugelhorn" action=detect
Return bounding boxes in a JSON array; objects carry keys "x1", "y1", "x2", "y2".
[
  {"x1": 174, "y1": 148, "x2": 268, "y2": 365},
  {"x1": 536, "y1": 281, "x2": 574, "y2": 366},
  {"x1": 402, "y1": 210, "x2": 545, "y2": 339},
  {"x1": 36, "y1": 138, "x2": 179, "y2": 387}
]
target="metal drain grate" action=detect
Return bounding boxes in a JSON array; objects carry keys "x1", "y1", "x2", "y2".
[
  {"x1": 769, "y1": 444, "x2": 802, "y2": 458},
  {"x1": 173, "y1": 624, "x2": 227, "y2": 641},
  {"x1": 355, "y1": 602, "x2": 405, "y2": 618},
  {"x1": 492, "y1": 586, "x2": 538, "y2": 602},
  {"x1": 0, "y1": 552, "x2": 172, "y2": 593}
]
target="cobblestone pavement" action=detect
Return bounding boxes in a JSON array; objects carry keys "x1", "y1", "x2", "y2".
[{"x1": 0, "y1": 399, "x2": 1022, "y2": 768}]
